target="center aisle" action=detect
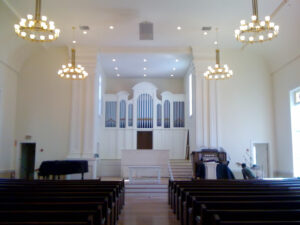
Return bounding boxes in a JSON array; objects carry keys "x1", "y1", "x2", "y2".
[{"x1": 117, "y1": 181, "x2": 180, "y2": 225}]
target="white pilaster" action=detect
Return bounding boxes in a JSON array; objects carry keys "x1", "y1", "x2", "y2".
[
  {"x1": 192, "y1": 48, "x2": 219, "y2": 149},
  {"x1": 68, "y1": 80, "x2": 84, "y2": 159},
  {"x1": 68, "y1": 47, "x2": 99, "y2": 179}
]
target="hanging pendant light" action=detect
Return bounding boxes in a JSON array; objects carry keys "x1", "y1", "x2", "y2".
[
  {"x1": 203, "y1": 29, "x2": 233, "y2": 80},
  {"x1": 57, "y1": 27, "x2": 88, "y2": 80},
  {"x1": 203, "y1": 49, "x2": 233, "y2": 80},
  {"x1": 235, "y1": 0, "x2": 279, "y2": 43},
  {"x1": 57, "y1": 49, "x2": 88, "y2": 80},
  {"x1": 14, "y1": 0, "x2": 60, "y2": 42}
]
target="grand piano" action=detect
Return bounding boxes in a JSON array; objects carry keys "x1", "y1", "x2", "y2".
[{"x1": 38, "y1": 160, "x2": 88, "y2": 180}]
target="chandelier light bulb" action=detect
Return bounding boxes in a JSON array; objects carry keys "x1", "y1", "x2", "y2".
[
  {"x1": 259, "y1": 35, "x2": 264, "y2": 40},
  {"x1": 14, "y1": 0, "x2": 60, "y2": 42},
  {"x1": 234, "y1": 0, "x2": 279, "y2": 44},
  {"x1": 268, "y1": 33, "x2": 273, "y2": 38},
  {"x1": 251, "y1": 15, "x2": 257, "y2": 21}
]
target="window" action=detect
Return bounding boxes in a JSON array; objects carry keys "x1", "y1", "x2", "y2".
[
  {"x1": 105, "y1": 101, "x2": 117, "y2": 127},
  {"x1": 98, "y1": 76, "x2": 102, "y2": 116},
  {"x1": 189, "y1": 73, "x2": 193, "y2": 117},
  {"x1": 119, "y1": 100, "x2": 126, "y2": 128},
  {"x1": 291, "y1": 88, "x2": 300, "y2": 176}
]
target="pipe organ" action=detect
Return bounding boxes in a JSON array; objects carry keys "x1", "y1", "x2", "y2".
[{"x1": 101, "y1": 82, "x2": 187, "y2": 159}]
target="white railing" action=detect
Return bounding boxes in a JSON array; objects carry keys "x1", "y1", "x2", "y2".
[{"x1": 168, "y1": 161, "x2": 174, "y2": 180}]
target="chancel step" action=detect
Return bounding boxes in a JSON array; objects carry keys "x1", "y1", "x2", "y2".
[
  {"x1": 168, "y1": 159, "x2": 193, "y2": 180},
  {"x1": 125, "y1": 183, "x2": 168, "y2": 197}
]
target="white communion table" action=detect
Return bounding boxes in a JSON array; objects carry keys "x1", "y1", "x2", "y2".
[
  {"x1": 121, "y1": 149, "x2": 169, "y2": 181},
  {"x1": 128, "y1": 166, "x2": 161, "y2": 183}
]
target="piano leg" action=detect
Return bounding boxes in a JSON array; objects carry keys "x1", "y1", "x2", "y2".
[{"x1": 81, "y1": 173, "x2": 84, "y2": 180}]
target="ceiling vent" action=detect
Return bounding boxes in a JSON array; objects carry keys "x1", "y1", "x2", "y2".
[
  {"x1": 79, "y1": 25, "x2": 90, "y2": 31},
  {"x1": 202, "y1": 26, "x2": 212, "y2": 31},
  {"x1": 139, "y1": 22, "x2": 153, "y2": 40}
]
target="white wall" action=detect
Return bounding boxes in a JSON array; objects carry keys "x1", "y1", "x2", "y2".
[
  {"x1": 15, "y1": 47, "x2": 72, "y2": 173},
  {"x1": 217, "y1": 50, "x2": 275, "y2": 177},
  {"x1": 272, "y1": 58, "x2": 300, "y2": 177},
  {"x1": 0, "y1": 1, "x2": 36, "y2": 175},
  {"x1": 0, "y1": 63, "x2": 18, "y2": 172}
]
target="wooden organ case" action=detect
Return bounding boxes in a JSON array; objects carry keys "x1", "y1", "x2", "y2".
[{"x1": 191, "y1": 149, "x2": 227, "y2": 178}]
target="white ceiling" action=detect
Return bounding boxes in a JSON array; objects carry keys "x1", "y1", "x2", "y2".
[
  {"x1": 99, "y1": 52, "x2": 191, "y2": 78},
  {"x1": 5, "y1": 0, "x2": 300, "y2": 76}
]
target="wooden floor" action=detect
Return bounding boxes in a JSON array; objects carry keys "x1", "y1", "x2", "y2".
[{"x1": 118, "y1": 194, "x2": 180, "y2": 225}]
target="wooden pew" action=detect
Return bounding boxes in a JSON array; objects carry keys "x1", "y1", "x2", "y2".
[
  {"x1": 169, "y1": 179, "x2": 300, "y2": 225},
  {"x1": 210, "y1": 209, "x2": 300, "y2": 225},
  {"x1": 0, "y1": 179, "x2": 124, "y2": 225},
  {"x1": 190, "y1": 200, "x2": 300, "y2": 225},
  {"x1": 0, "y1": 211, "x2": 95, "y2": 225}
]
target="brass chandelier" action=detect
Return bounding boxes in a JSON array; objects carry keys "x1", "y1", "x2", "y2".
[
  {"x1": 235, "y1": 0, "x2": 279, "y2": 43},
  {"x1": 203, "y1": 49, "x2": 233, "y2": 80},
  {"x1": 57, "y1": 48, "x2": 88, "y2": 80},
  {"x1": 14, "y1": 0, "x2": 60, "y2": 42}
]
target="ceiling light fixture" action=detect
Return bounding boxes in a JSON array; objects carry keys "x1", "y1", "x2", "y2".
[
  {"x1": 235, "y1": 0, "x2": 279, "y2": 43},
  {"x1": 57, "y1": 49, "x2": 88, "y2": 80},
  {"x1": 14, "y1": 0, "x2": 60, "y2": 42},
  {"x1": 175, "y1": 59, "x2": 179, "y2": 62},
  {"x1": 204, "y1": 28, "x2": 233, "y2": 80},
  {"x1": 117, "y1": 74, "x2": 120, "y2": 77},
  {"x1": 83, "y1": 31, "x2": 87, "y2": 34},
  {"x1": 57, "y1": 27, "x2": 88, "y2": 80},
  {"x1": 143, "y1": 67, "x2": 147, "y2": 71},
  {"x1": 109, "y1": 26, "x2": 114, "y2": 30},
  {"x1": 204, "y1": 32, "x2": 208, "y2": 35},
  {"x1": 114, "y1": 67, "x2": 118, "y2": 70},
  {"x1": 172, "y1": 67, "x2": 176, "y2": 71},
  {"x1": 143, "y1": 59, "x2": 147, "y2": 62},
  {"x1": 177, "y1": 26, "x2": 182, "y2": 30},
  {"x1": 144, "y1": 74, "x2": 147, "y2": 77},
  {"x1": 112, "y1": 59, "x2": 116, "y2": 62},
  {"x1": 170, "y1": 74, "x2": 174, "y2": 77}
]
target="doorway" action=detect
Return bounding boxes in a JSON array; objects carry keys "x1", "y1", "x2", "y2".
[
  {"x1": 290, "y1": 87, "x2": 300, "y2": 177},
  {"x1": 137, "y1": 131, "x2": 153, "y2": 149},
  {"x1": 253, "y1": 143, "x2": 269, "y2": 178},
  {"x1": 20, "y1": 143, "x2": 36, "y2": 179}
]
